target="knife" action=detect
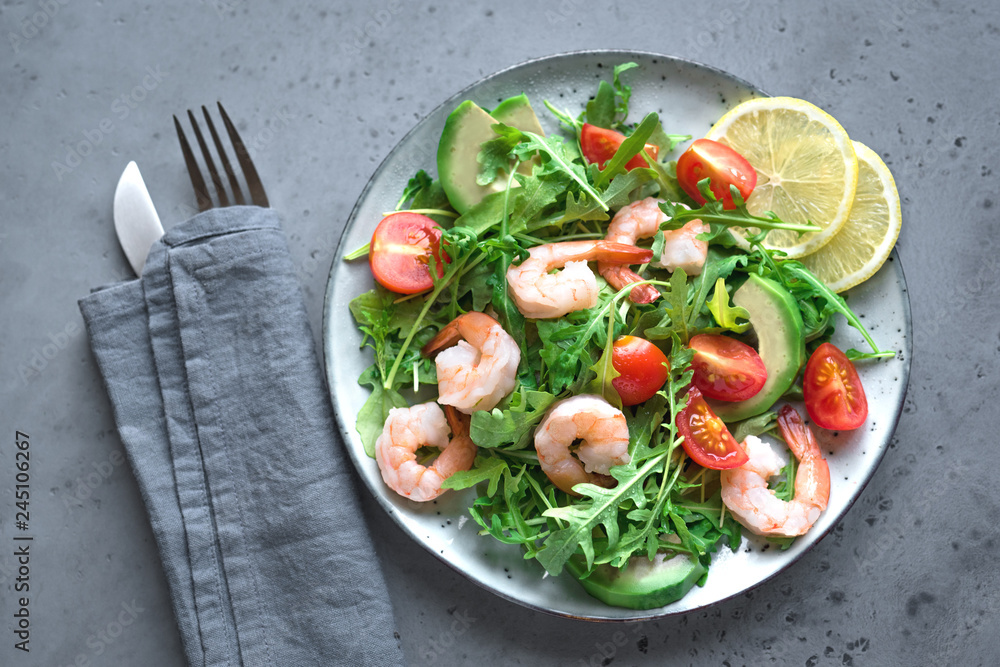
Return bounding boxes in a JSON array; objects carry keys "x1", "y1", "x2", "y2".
[{"x1": 114, "y1": 161, "x2": 164, "y2": 275}]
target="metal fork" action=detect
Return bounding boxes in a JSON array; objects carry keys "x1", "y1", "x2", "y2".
[{"x1": 173, "y1": 102, "x2": 269, "y2": 211}]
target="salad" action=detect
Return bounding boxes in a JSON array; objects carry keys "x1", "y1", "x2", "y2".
[{"x1": 345, "y1": 62, "x2": 897, "y2": 610}]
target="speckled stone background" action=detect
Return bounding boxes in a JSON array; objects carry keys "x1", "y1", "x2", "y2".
[{"x1": 1, "y1": 0, "x2": 998, "y2": 665}]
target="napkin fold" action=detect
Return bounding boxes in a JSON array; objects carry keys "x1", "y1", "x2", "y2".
[{"x1": 79, "y1": 206, "x2": 404, "y2": 666}]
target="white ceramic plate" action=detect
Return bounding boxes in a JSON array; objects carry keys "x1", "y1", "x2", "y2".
[{"x1": 322, "y1": 51, "x2": 912, "y2": 620}]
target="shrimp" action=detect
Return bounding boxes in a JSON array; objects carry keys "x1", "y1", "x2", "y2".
[
  {"x1": 534, "y1": 394, "x2": 631, "y2": 495},
  {"x1": 599, "y1": 197, "x2": 668, "y2": 304},
  {"x1": 422, "y1": 311, "x2": 520, "y2": 414},
  {"x1": 659, "y1": 217, "x2": 710, "y2": 276},
  {"x1": 720, "y1": 405, "x2": 831, "y2": 537},
  {"x1": 506, "y1": 240, "x2": 652, "y2": 319},
  {"x1": 375, "y1": 402, "x2": 476, "y2": 502},
  {"x1": 598, "y1": 197, "x2": 709, "y2": 304}
]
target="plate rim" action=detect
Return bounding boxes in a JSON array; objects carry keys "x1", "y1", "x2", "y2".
[{"x1": 321, "y1": 50, "x2": 913, "y2": 621}]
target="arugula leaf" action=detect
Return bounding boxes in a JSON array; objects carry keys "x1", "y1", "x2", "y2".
[
  {"x1": 455, "y1": 189, "x2": 516, "y2": 237},
  {"x1": 611, "y1": 62, "x2": 639, "y2": 123},
  {"x1": 349, "y1": 289, "x2": 396, "y2": 378},
  {"x1": 546, "y1": 169, "x2": 654, "y2": 228},
  {"x1": 584, "y1": 62, "x2": 639, "y2": 130},
  {"x1": 469, "y1": 390, "x2": 556, "y2": 449},
  {"x1": 410, "y1": 176, "x2": 452, "y2": 212},
  {"x1": 535, "y1": 289, "x2": 624, "y2": 395},
  {"x1": 477, "y1": 123, "x2": 525, "y2": 186},
  {"x1": 537, "y1": 315, "x2": 601, "y2": 395},
  {"x1": 644, "y1": 268, "x2": 691, "y2": 343},
  {"x1": 554, "y1": 190, "x2": 612, "y2": 226},
  {"x1": 583, "y1": 302, "x2": 623, "y2": 408},
  {"x1": 627, "y1": 392, "x2": 670, "y2": 463},
  {"x1": 600, "y1": 168, "x2": 655, "y2": 209},
  {"x1": 706, "y1": 277, "x2": 750, "y2": 332},
  {"x1": 470, "y1": 465, "x2": 553, "y2": 550},
  {"x1": 452, "y1": 259, "x2": 494, "y2": 312},
  {"x1": 646, "y1": 125, "x2": 690, "y2": 155},
  {"x1": 395, "y1": 169, "x2": 433, "y2": 210},
  {"x1": 513, "y1": 132, "x2": 608, "y2": 212},
  {"x1": 585, "y1": 80, "x2": 617, "y2": 129},
  {"x1": 731, "y1": 410, "x2": 778, "y2": 444},
  {"x1": 667, "y1": 499, "x2": 742, "y2": 563},
  {"x1": 441, "y1": 453, "x2": 508, "y2": 495},
  {"x1": 543, "y1": 100, "x2": 583, "y2": 135},
  {"x1": 537, "y1": 457, "x2": 657, "y2": 574},
  {"x1": 671, "y1": 493, "x2": 741, "y2": 546},
  {"x1": 489, "y1": 254, "x2": 536, "y2": 389},
  {"x1": 637, "y1": 157, "x2": 688, "y2": 202},
  {"x1": 507, "y1": 175, "x2": 565, "y2": 235}
]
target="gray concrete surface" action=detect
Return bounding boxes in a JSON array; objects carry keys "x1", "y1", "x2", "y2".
[{"x1": 1, "y1": 0, "x2": 998, "y2": 665}]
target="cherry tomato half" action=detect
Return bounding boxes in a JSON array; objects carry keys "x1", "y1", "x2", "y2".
[
  {"x1": 580, "y1": 123, "x2": 660, "y2": 172},
  {"x1": 610, "y1": 336, "x2": 669, "y2": 406},
  {"x1": 803, "y1": 342, "x2": 868, "y2": 430},
  {"x1": 689, "y1": 333, "x2": 768, "y2": 402},
  {"x1": 676, "y1": 138, "x2": 757, "y2": 210},
  {"x1": 369, "y1": 212, "x2": 446, "y2": 294},
  {"x1": 675, "y1": 387, "x2": 748, "y2": 470}
]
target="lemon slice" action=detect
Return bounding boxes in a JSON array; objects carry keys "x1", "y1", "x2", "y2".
[
  {"x1": 706, "y1": 97, "x2": 859, "y2": 258},
  {"x1": 799, "y1": 141, "x2": 901, "y2": 292}
]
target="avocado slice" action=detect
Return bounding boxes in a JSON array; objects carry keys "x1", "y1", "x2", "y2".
[
  {"x1": 490, "y1": 93, "x2": 545, "y2": 135},
  {"x1": 710, "y1": 273, "x2": 806, "y2": 422},
  {"x1": 437, "y1": 96, "x2": 544, "y2": 214},
  {"x1": 566, "y1": 552, "x2": 706, "y2": 610}
]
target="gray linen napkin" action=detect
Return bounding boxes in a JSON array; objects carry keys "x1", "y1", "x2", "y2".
[{"x1": 79, "y1": 206, "x2": 404, "y2": 667}]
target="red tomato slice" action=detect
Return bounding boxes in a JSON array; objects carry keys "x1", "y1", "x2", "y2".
[
  {"x1": 580, "y1": 123, "x2": 659, "y2": 172},
  {"x1": 610, "y1": 336, "x2": 669, "y2": 406},
  {"x1": 803, "y1": 342, "x2": 868, "y2": 430},
  {"x1": 689, "y1": 333, "x2": 768, "y2": 402},
  {"x1": 675, "y1": 387, "x2": 748, "y2": 470},
  {"x1": 676, "y1": 138, "x2": 757, "y2": 210},
  {"x1": 369, "y1": 212, "x2": 446, "y2": 294}
]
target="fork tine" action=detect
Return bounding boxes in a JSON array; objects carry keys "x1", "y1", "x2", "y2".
[
  {"x1": 201, "y1": 105, "x2": 245, "y2": 206},
  {"x1": 187, "y1": 109, "x2": 229, "y2": 207},
  {"x1": 217, "y1": 102, "x2": 269, "y2": 208},
  {"x1": 174, "y1": 115, "x2": 212, "y2": 212}
]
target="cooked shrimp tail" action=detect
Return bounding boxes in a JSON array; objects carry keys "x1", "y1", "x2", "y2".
[
  {"x1": 422, "y1": 311, "x2": 491, "y2": 358},
  {"x1": 599, "y1": 264, "x2": 659, "y2": 303},
  {"x1": 598, "y1": 197, "x2": 666, "y2": 303},
  {"x1": 589, "y1": 240, "x2": 654, "y2": 265},
  {"x1": 777, "y1": 405, "x2": 830, "y2": 514},
  {"x1": 720, "y1": 405, "x2": 830, "y2": 537},
  {"x1": 443, "y1": 404, "x2": 470, "y2": 439},
  {"x1": 422, "y1": 322, "x2": 463, "y2": 358}
]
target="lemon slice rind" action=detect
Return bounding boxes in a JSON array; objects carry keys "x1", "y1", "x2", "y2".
[{"x1": 799, "y1": 141, "x2": 902, "y2": 293}]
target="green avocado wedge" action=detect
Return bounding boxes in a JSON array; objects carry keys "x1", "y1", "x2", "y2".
[
  {"x1": 436, "y1": 96, "x2": 544, "y2": 214},
  {"x1": 566, "y1": 552, "x2": 706, "y2": 610},
  {"x1": 710, "y1": 273, "x2": 806, "y2": 423},
  {"x1": 490, "y1": 93, "x2": 545, "y2": 135}
]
